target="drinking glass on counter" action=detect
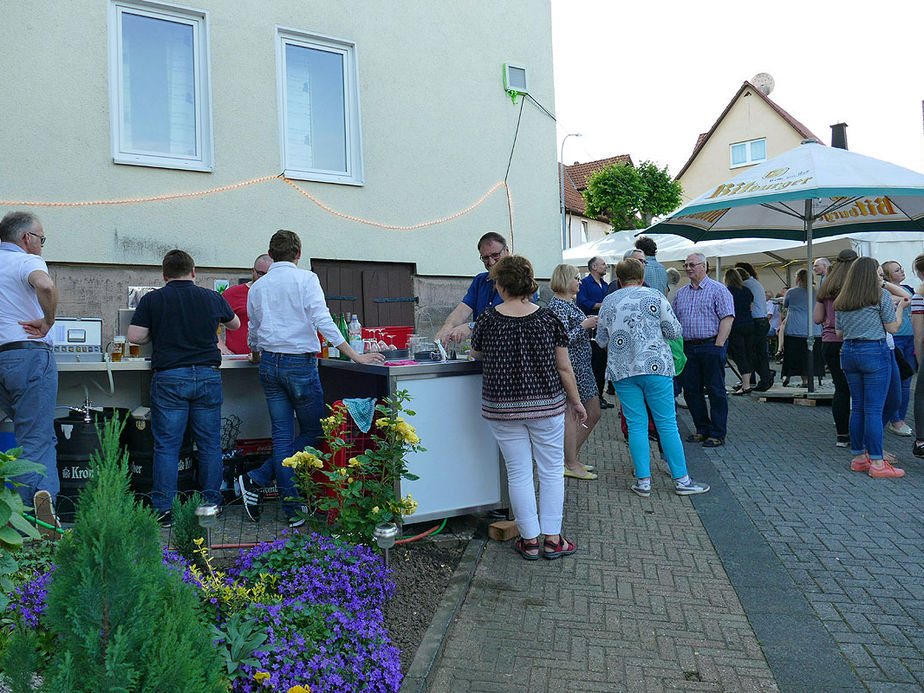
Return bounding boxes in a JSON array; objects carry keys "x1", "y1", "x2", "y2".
[
  {"x1": 128, "y1": 342, "x2": 140, "y2": 358},
  {"x1": 110, "y1": 336, "x2": 126, "y2": 362}
]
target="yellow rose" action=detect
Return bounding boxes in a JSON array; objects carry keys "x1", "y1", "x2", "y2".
[
  {"x1": 348, "y1": 457, "x2": 361, "y2": 468},
  {"x1": 372, "y1": 505, "x2": 380, "y2": 513},
  {"x1": 347, "y1": 477, "x2": 354, "y2": 483},
  {"x1": 338, "y1": 467, "x2": 348, "y2": 476},
  {"x1": 282, "y1": 455, "x2": 299, "y2": 468},
  {"x1": 287, "y1": 686, "x2": 312, "y2": 693},
  {"x1": 254, "y1": 672, "x2": 270, "y2": 684}
]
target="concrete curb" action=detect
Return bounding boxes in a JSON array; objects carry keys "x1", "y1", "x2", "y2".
[{"x1": 398, "y1": 535, "x2": 486, "y2": 693}]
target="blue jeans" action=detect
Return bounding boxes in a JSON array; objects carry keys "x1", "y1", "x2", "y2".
[
  {"x1": 840, "y1": 340, "x2": 890, "y2": 460},
  {"x1": 150, "y1": 366, "x2": 223, "y2": 511},
  {"x1": 681, "y1": 342, "x2": 728, "y2": 439},
  {"x1": 614, "y1": 375, "x2": 688, "y2": 480},
  {"x1": 890, "y1": 335, "x2": 914, "y2": 423},
  {"x1": 250, "y1": 353, "x2": 324, "y2": 516},
  {"x1": 0, "y1": 348, "x2": 58, "y2": 504}
]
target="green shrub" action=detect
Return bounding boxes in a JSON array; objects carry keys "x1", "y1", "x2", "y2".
[
  {"x1": 170, "y1": 492, "x2": 206, "y2": 568},
  {"x1": 28, "y1": 414, "x2": 223, "y2": 692}
]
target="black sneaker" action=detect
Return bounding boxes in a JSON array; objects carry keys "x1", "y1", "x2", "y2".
[
  {"x1": 913, "y1": 439, "x2": 924, "y2": 458},
  {"x1": 157, "y1": 510, "x2": 173, "y2": 528},
  {"x1": 236, "y1": 474, "x2": 262, "y2": 522}
]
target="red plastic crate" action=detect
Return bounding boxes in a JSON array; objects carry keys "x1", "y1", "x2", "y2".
[
  {"x1": 235, "y1": 437, "x2": 273, "y2": 456},
  {"x1": 361, "y1": 325, "x2": 413, "y2": 349},
  {"x1": 319, "y1": 400, "x2": 385, "y2": 522}
]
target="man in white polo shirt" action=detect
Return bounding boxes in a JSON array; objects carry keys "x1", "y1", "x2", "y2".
[
  {"x1": 0, "y1": 211, "x2": 59, "y2": 531},
  {"x1": 238, "y1": 229, "x2": 385, "y2": 527}
]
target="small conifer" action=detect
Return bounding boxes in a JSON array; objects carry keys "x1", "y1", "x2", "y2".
[{"x1": 40, "y1": 415, "x2": 224, "y2": 692}]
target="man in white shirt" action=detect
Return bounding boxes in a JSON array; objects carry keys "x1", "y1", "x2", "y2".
[
  {"x1": 0, "y1": 211, "x2": 59, "y2": 532},
  {"x1": 238, "y1": 230, "x2": 384, "y2": 526}
]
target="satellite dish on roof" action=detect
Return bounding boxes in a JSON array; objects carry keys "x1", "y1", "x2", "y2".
[{"x1": 751, "y1": 73, "x2": 775, "y2": 96}]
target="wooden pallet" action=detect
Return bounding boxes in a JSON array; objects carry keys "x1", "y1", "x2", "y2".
[{"x1": 756, "y1": 386, "x2": 833, "y2": 406}]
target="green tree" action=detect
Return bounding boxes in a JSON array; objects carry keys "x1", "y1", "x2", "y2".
[
  {"x1": 36, "y1": 415, "x2": 223, "y2": 692},
  {"x1": 583, "y1": 160, "x2": 683, "y2": 231}
]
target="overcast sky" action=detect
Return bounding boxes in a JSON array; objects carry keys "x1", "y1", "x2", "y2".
[{"x1": 551, "y1": 0, "x2": 924, "y2": 178}]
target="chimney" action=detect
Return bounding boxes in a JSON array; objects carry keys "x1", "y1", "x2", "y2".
[{"x1": 830, "y1": 123, "x2": 848, "y2": 150}]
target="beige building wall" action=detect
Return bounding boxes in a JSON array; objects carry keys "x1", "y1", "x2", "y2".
[
  {"x1": 677, "y1": 87, "x2": 810, "y2": 203},
  {"x1": 0, "y1": 2, "x2": 559, "y2": 282}
]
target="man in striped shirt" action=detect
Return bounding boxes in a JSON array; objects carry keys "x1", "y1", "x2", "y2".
[{"x1": 672, "y1": 253, "x2": 735, "y2": 447}]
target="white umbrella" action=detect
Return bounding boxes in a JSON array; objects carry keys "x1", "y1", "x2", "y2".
[{"x1": 646, "y1": 139, "x2": 924, "y2": 392}]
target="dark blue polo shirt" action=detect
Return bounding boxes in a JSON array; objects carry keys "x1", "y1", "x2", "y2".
[
  {"x1": 576, "y1": 275, "x2": 607, "y2": 316},
  {"x1": 462, "y1": 272, "x2": 502, "y2": 320},
  {"x1": 132, "y1": 280, "x2": 235, "y2": 371}
]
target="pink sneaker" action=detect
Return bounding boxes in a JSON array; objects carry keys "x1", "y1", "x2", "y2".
[
  {"x1": 868, "y1": 461, "x2": 905, "y2": 478},
  {"x1": 850, "y1": 457, "x2": 871, "y2": 472}
]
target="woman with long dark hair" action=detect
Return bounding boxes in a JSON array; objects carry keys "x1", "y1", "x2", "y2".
[
  {"x1": 834, "y1": 257, "x2": 907, "y2": 478},
  {"x1": 724, "y1": 268, "x2": 754, "y2": 394},
  {"x1": 814, "y1": 255, "x2": 855, "y2": 447}
]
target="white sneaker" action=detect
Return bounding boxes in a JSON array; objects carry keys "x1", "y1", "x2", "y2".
[{"x1": 887, "y1": 422, "x2": 913, "y2": 437}]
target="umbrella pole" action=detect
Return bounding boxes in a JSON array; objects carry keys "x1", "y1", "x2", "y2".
[{"x1": 805, "y1": 200, "x2": 815, "y2": 394}]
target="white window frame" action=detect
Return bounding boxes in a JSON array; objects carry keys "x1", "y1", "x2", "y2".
[
  {"x1": 729, "y1": 138, "x2": 767, "y2": 169},
  {"x1": 108, "y1": 0, "x2": 213, "y2": 171},
  {"x1": 276, "y1": 26, "x2": 364, "y2": 186}
]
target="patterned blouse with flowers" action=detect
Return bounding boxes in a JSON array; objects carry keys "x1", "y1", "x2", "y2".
[
  {"x1": 471, "y1": 305, "x2": 569, "y2": 421},
  {"x1": 597, "y1": 285, "x2": 683, "y2": 383}
]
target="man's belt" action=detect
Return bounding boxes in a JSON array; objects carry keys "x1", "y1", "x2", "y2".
[
  {"x1": 0, "y1": 341, "x2": 52, "y2": 353},
  {"x1": 683, "y1": 336, "x2": 717, "y2": 346}
]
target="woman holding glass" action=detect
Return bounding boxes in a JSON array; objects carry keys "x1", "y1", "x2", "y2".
[{"x1": 548, "y1": 263, "x2": 602, "y2": 480}]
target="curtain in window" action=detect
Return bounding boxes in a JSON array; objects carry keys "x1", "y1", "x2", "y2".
[
  {"x1": 121, "y1": 12, "x2": 196, "y2": 157},
  {"x1": 284, "y1": 43, "x2": 347, "y2": 173}
]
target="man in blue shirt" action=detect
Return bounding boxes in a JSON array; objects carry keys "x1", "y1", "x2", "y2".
[
  {"x1": 577, "y1": 256, "x2": 613, "y2": 408},
  {"x1": 436, "y1": 232, "x2": 510, "y2": 345},
  {"x1": 635, "y1": 236, "x2": 669, "y2": 296}
]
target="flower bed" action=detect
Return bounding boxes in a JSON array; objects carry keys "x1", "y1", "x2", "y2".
[{"x1": 7, "y1": 533, "x2": 402, "y2": 693}]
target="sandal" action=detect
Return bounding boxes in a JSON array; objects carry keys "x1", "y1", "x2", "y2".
[
  {"x1": 702, "y1": 437, "x2": 725, "y2": 447},
  {"x1": 685, "y1": 433, "x2": 707, "y2": 443},
  {"x1": 542, "y1": 536, "x2": 577, "y2": 560},
  {"x1": 514, "y1": 536, "x2": 540, "y2": 561}
]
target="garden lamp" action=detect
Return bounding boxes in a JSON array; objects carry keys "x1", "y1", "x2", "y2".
[
  {"x1": 195, "y1": 503, "x2": 221, "y2": 550},
  {"x1": 373, "y1": 522, "x2": 398, "y2": 569}
]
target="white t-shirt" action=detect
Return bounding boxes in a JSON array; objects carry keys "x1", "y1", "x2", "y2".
[{"x1": 0, "y1": 242, "x2": 51, "y2": 345}]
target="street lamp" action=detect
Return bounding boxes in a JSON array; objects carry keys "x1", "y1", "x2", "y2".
[{"x1": 560, "y1": 133, "x2": 582, "y2": 251}]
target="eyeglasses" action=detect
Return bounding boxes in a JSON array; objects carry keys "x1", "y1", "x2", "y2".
[
  {"x1": 479, "y1": 249, "x2": 506, "y2": 263},
  {"x1": 27, "y1": 231, "x2": 46, "y2": 246},
  {"x1": 683, "y1": 262, "x2": 704, "y2": 268}
]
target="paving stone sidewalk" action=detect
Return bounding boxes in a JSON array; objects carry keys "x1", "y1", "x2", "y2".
[
  {"x1": 426, "y1": 404, "x2": 780, "y2": 692},
  {"x1": 704, "y1": 391, "x2": 924, "y2": 691},
  {"x1": 425, "y1": 385, "x2": 924, "y2": 692}
]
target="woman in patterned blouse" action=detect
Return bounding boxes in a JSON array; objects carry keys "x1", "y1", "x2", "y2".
[
  {"x1": 548, "y1": 263, "x2": 602, "y2": 480},
  {"x1": 597, "y1": 259, "x2": 710, "y2": 498},
  {"x1": 471, "y1": 255, "x2": 587, "y2": 561}
]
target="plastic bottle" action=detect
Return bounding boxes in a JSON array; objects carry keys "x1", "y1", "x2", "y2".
[
  {"x1": 338, "y1": 314, "x2": 350, "y2": 359},
  {"x1": 318, "y1": 331, "x2": 329, "y2": 359},
  {"x1": 349, "y1": 314, "x2": 363, "y2": 354}
]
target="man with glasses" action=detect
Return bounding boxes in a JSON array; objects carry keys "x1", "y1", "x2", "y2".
[
  {"x1": 436, "y1": 232, "x2": 512, "y2": 345},
  {"x1": 0, "y1": 211, "x2": 60, "y2": 534},
  {"x1": 578, "y1": 256, "x2": 614, "y2": 408},
  {"x1": 672, "y1": 253, "x2": 735, "y2": 447},
  {"x1": 218, "y1": 253, "x2": 273, "y2": 355}
]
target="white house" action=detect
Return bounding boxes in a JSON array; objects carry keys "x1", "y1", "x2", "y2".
[{"x1": 0, "y1": 1, "x2": 559, "y2": 337}]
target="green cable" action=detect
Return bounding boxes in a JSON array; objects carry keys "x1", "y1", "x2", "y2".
[{"x1": 21, "y1": 512, "x2": 67, "y2": 533}]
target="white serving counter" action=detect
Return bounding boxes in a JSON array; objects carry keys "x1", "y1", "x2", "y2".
[
  {"x1": 317, "y1": 358, "x2": 507, "y2": 524},
  {"x1": 50, "y1": 356, "x2": 507, "y2": 524}
]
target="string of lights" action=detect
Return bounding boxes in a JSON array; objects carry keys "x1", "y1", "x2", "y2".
[{"x1": 0, "y1": 175, "x2": 515, "y2": 235}]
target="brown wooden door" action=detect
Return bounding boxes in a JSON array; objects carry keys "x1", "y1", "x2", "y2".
[{"x1": 310, "y1": 260, "x2": 415, "y2": 327}]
